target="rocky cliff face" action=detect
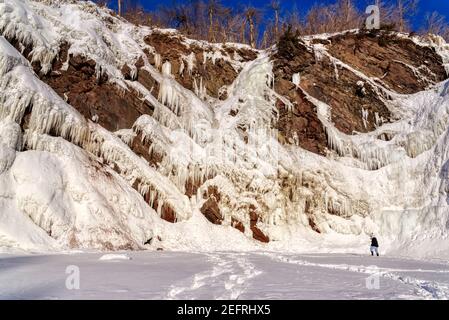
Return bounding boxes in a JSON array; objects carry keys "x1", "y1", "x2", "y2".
[{"x1": 1, "y1": 0, "x2": 449, "y2": 257}]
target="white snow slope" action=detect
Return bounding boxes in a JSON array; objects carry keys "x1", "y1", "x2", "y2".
[{"x1": 0, "y1": 0, "x2": 449, "y2": 259}]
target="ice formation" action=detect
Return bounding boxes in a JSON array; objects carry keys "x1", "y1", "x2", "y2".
[
  {"x1": 0, "y1": 0, "x2": 449, "y2": 258},
  {"x1": 181, "y1": 52, "x2": 196, "y2": 75},
  {"x1": 292, "y1": 73, "x2": 300, "y2": 87},
  {"x1": 361, "y1": 108, "x2": 369, "y2": 129}
]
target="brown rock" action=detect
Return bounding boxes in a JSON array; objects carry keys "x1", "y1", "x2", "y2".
[
  {"x1": 251, "y1": 225, "x2": 269, "y2": 243},
  {"x1": 200, "y1": 197, "x2": 223, "y2": 225},
  {"x1": 272, "y1": 40, "x2": 329, "y2": 155},
  {"x1": 131, "y1": 132, "x2": 163, "y2": 168},
  {"x1": 231, "y1": 217, "x2": 245, "y2": 233},
  {"x1": 137, "y1": 68, "x2": 160, "y2": 98},
  {"x1": 161, "y1": 204, "x2": 176, "y2": 223},
  {"x1": 135, "y1": 56, "x2": 145, "y2": 69},
  {"x1": 328, "y1": 32, "x2": 447, "y2": 95},
  {"x1": 307, "y1": 216, "x2": 321, "y2": 234},
  {"x1": 41, "y1": 53, "x2": 154, "y2": 132},
  {"x1": 185, "y1": 177, "x2": 202, "y2": 198},
  {"x1": 121, "y1": 64, "x2": 133, "y2": 80},
  {"x1": 271, "y1": 31, "x2": 403, "y2": 153},
  {"x1": 144, "y1": 31, "x2": 243, "y2": 99},
  {"x1": 131, "y1": 178, "x2": 177, "y2": 223},
  {"x1": 249, "y1": 204, "x2": 258, "y2": 224}
]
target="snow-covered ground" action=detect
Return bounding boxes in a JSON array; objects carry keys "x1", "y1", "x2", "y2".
[{"x1": 1, "y1": 251, "x2": 448, "y2": 300}]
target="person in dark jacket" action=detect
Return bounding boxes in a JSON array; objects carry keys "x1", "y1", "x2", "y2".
[{"x1": 370, "y1": 236, "x2": 379, "y2": 256}]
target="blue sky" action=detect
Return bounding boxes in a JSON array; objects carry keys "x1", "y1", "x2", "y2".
[{"x1": 123, "y1": 0, "x2": 449, "y2": 31}]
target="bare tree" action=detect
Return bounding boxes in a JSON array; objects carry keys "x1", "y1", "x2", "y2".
[
  {"x1": 260, "y1": 27, "x2": 269, "y2": 49},
  {"x1": 92, "y1": 0, "x2": 109, "y2": 7},
  {"x1": 341, "y1": 0, "x2": 352, "y2": 25},
  {"x1": 303, "y1": 4, "x2": 330, "y2": 34},
  {"x1": 377, "y1": 0, "x2": 396, "y2": 26},
  {"x1": 270, "y1": 0, "x2": 281, "y2": 39},
  {"x1": 244, "y1": 7, "x2": 260, "y2": 48},
  {"x1": 239, "y1": 16, "x2": 246, "y2": 44},
  {"x1": 207, "y1": 0, "x2": 217, "y2": 42},
  {"x1": 396, "y1": 0, "x2": 419, "y2": 32},
  {"x1": 217, "y1": 8, "x2": 242, "y2": 43},
  {"x1": 335, "y1": 0, "x2": 361, "y2": 31},
  {"x1": 284, "y1": 3, "x2": 301, "y2": 34},
  {"x1": 93, "y1": 0, "x2": 442, "y2": 48},
  {"x1": 444, "y1": 29, "x2": 449, "y2": 42},
  {"x1": 422, "y1": 11, "x2": 448, "y2": 36},
  {"x1": 121, "y1": 1, "x2": 150, "y2": 26}
]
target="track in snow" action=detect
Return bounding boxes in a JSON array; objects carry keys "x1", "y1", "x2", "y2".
[
  {"x1": 166, "y1": 252, "x2": 262, "y2": 300},
  {"x1": 259, "y1": 252, "x2": 449, "y2": 300}
]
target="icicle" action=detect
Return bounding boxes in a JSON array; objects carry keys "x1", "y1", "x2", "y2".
[
  {"x1": 1, "y1": 52, "x2": 89, "y2": 149},
  {"x1": 27, "y1": 100, "x2": 89, "y2": 147},
  {"x1": 157, "y1": 61, "x2": 182, "y2": 114},
  {"x1": 181, "y1": 52, "x2": 196, "y2": 75},
  {"x1": 292, "y1": 132, "x2": 299, "y2": 146},
  {"x1": 313, "y1": 44, "x2": 325, "y2": 62},
  {"x1": 94, "y1": 64, "x2": 102, "y2": 82},
  {"x1": 218, "y1": 85, "x2": 227, "y2": 99},
  {"x1": 361, "y1": 108, "x2": 369, "y2": 129},
  {"x1": 331, "y1": 58, "x2": 339, "y2": 80},
  {"x1": 115, "y1": 129, "x2": 136, "y2": 146},
  {"x1": 199, "y1": 77, "x2": 206, "y2": 100},
  {"x1": 292, "y1": 73, "x2": 300, "y2": 87},
  {"x1": 154, "y1": 53, "x2": 162, "y2": 70},
  {"x1": 0, "y1": 119, "x2": 22, "y2": 151},
  {"x1": 193, "y1": 77, "x2": 207, "y2": 100},
  {"x1": 203, "y1": 50, "x2": 222, "y2": 65},
  {"x1": 152, "y1": 105, "x2": 182, "y2": 130},
  {"x1": 161, "y1": 61, "x2": 171, "y2": 76},
  {"x1": 179, "y1": 58, "x2": 185, "y2": 76},
  {"x1": 0, "y1": 2, "x2": 58, "y2": 74},
  {"x1": 158, "y1": 83, "x2": 181, "y2": 115},
  {"x1": 193, "y1": 77, "x2": 199, "y2": 96},
  {"x1": 374, "y1": 112, "x2": 381, "y2": 127},
  {"x1": 130, "y1": 65, "x2": 138, "y2": 80}
]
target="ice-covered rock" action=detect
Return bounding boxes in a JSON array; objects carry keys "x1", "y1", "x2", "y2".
[{"x1": 0, "y1": 0, "x2": 449, "y2": 258}]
